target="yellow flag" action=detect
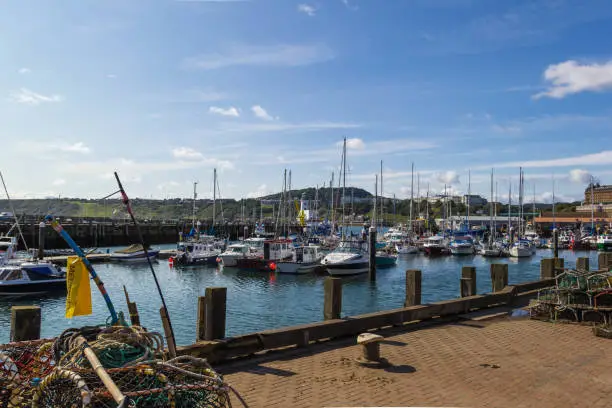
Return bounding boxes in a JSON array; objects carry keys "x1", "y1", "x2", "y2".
[{"x1": 65, "y1": 256, "x2": 92, "y2": 318}]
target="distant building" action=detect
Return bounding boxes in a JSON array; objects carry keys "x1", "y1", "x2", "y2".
[
  {"x1": 462, "y1": 195, "x2": 488, "y2": 206},
  {"x1": 426, "y1": 195, "x2": 462, "y2": 205},
  {"x1": 584, "y1": 184, "x2": 612, "y2": 204}
]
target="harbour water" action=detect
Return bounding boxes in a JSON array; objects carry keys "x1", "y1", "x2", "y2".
[{"x1": 0, "y1": 247, "x2": 601, "y2": 346}]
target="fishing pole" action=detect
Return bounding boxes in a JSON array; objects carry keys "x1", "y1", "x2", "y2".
[{"x1": 113, "y1": 172, "x2": 177, "y2": 350}]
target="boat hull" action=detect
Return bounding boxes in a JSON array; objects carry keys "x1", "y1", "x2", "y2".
[
  {"x1": 424, "y1": 246, "x2": 446, "y2": 256},
  {"x1": 275, "y1": 261, "x2": 320, "y2": 274},
  {"x1": 326, "y1": 260, "x2": 369, "y2": 276},
  {"x1": 375, "y1": 255, "x2": 397, "y2": 266},
  {"x1": 509, "y1": 247, "x2": 532, "y2": 258},
  {"x1": 0, "y1": 279, "x2": 66, "y2": 298},
  {"x1": 109, "y1": 250, "x2": 160, "y2": 263},
  {"x1": 480, "y1": 249, "x2": 502, "y2": 257},
  {"x1": 450, "y1": 246, "x2": 474, "y2": 255},
  {"x1": 174, "y1": 254, "x2": 219, "y2": 266},
  {"x1": 597, "y1": 243, "x2": 612, "y2": 251}
]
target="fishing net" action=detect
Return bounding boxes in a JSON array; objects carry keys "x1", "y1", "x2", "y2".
[{"x1": 1, "y1": 326, "x2": 232, "y2": 408}]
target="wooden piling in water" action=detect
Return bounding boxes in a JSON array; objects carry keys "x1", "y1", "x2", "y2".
[
  {"x1": 599, "y1": 252, "x2": 611, "y2": 271},
  {"x1": 204, "y1": 287, "x2": 227, "y2": 340},
  {"x1": 404, "y1": 269, "x2": 422, "y2": 306},
  {"x1": 160, "y1": 307, "x2": 177, "y2": 358},
  {"x1": 576, "y1": 257, "x2": 589, "y2": 272},
  {"x1": 324, "y1": 277, "x2": 342, "y2": 320},
  {"x1": 460, "y1": 266, "x2": 476, "y2": 297},
  {"x1": 554, "y1": 257, "x2": 564, "y2": 272},
  {"x1": 490, "y1": 264, "x2": 508, "y2": 292},
  {"x1": 123, "y1": 286, "x2": 141, "y2": 326},
  {"x1": 196, "y1": 296, "x2": 206, "y2": 342},
  {"x1": 10, "y1": 306, "x2": 41, "y2": 342},
  {"x1": 540, "y1": 258, "x2": 555, "y2": 279},
  {"x1": 553, "y1": 229, "x2": 559, "y2": 259},
  {"x1": 368, "y1": 227, "x2": 376, "y2": 281}
]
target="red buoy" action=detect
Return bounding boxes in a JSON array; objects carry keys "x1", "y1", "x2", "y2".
[
  {"x1": 269, "y1": 262, "x2": 276, "y2": 271},
  {"x1": 168, "y1": 257, "x2": 174, "y2": 267}
]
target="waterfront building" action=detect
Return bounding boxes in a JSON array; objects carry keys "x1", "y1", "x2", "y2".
[{"x1": 584, "y1": 183, "x2": 612, "y2": 204}]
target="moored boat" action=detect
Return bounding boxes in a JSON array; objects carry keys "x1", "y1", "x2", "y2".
[
  {"x1": 449, "y1": 236, "x2": 475, "y2": 256},
  {"x1": 0, "y1": 263, "x2": 65, "y2": 298},
  {"x1": 109, "y1": 244, "x2": 159, "y2": 263},
  {"x1": 276, "y1": 245, "x2": 324, "y2": 274},
  {"x1": 509, "y1": 240, "x2": 533, "y2": 258},
  {"x1": 322, "y1": 240, "x2": 369, "y2": 276},
  {"x1": 423, "y1": 236, "x2": 447, "y2": 256},
  {"x1": 596, "y1": 234, "x2": 612, "y2": 251}
]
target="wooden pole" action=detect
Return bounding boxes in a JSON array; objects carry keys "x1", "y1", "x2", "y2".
[
  {"x1": 368, "y1": 226, "x2": 376, "y2": 281},
  {"x1": 404, "y1": 269, "x2": 422, "y2": 306},
  {"x1": 598, "y1": 252, "x2": 611, "y2": 271},
  {"x1": 554, "y1": 257, "x2": 564, "y2": 274},
  {"x1": 576, "y1": 257, "x2": 589, "y2": 272},
  {"x1": 460, "y1": 266, "x2": 476, "y2": 297},
  {"x1": 540, "y1": 258, "x2": 555, "y2": 279},
  {"x1": 74, "y1": 336, "x2": 126, "y2": 406},
  {"x1": 204, "y1": 287, "x2": 227, "y2": 340},
  {"x1": 196, "y1": 296, "x2": 206, "y2": 342},
  {"x1": 160, "y1": 307, "x2": 177, "y2": 358},
  {"x1": 10, "y1": 306, "x2": 41, "y2": 342},
  {"x1": 324, "y1": 277, "x2": 342, "y2": 320},
  {"x1": 123, "y1": 286, "x2": 140, "y2": 326},
  {"x1": 490, "y1": 264, "x2": 508, "y2": 292},
  {"x1": 553, "y1": 229, "x2": 559, "y2": 259}
]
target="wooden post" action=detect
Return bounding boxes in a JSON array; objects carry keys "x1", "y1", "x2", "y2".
[
  {"x1": 10, "y1": 306, "x2": 41, "y2": 342},
  {"x1": 123, "y1": 286, "x2": 140, "y2": 326},
  {"x1": 204, "y1": 287, "x2": 227, "y2": 340},
  {"x1": 599, "y1": 252, "x2": 611, "y2": 271},
  {"x1": 160, "y1": 307, "x2": 177, "y2": 358},
  {"x1": 490, "y1": 264, "x2": 508, "y2": 292},
  {"x1": 368, "y1": 226, "x2": 376, "y2": 281},
  {"x1": 576, "y1": 257, "x2": 589, "y2": 272},
  {"x1": 404, "y1": 269, "x2": 422, "y2": 306},
  {"x1": 196, "y1": 296, "x2": 206, "y2": 342},
  {"x1": 323, "y1": 277, "x2": 342, "y2": 320},
  {"x1": 553, "y1": 228, "x2": 559, "y2": 259},
  {"x1": 554, "y1": 257, "x2": 564, "y2": 274},
  {"x1": 37, "y1": 221, "x2": 45, "y2": 260},
  {"x1": 460, "y1": 266, "x2": 476, "y2": 297},
  {"x1": 540, "y1": 258, "x2": 555, "y2": 279}
]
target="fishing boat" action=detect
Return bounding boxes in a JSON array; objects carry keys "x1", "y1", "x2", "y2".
[
  {"x1": 174, "y1": 239, "x2": 223, "y2": 266},
  {"x1": 597, "y1": 234, "x2": 612, "y2": 251},
  {"x1": 322, "y1": 240, "x2": 369, "y2": 276},
  {"x1": 375, "y1": 251, "x2": 397, "y2": 266},
  {"x1": 109, "y1": 244, "x2": 160, "y2": 263},
  {"x1": 275, "y1": 245, "x2": 324, "y2": 274},
  {"x1": 395, "y1": 242, "x2": 418, "y2": 254},
  {"x1": 234, "y1": 239, "x2": 293, "y2": 271},
  {"x1": 218, "y1": 243, "x2": 250, "y2": 267},
  {"x1": 0, "y1": 263, "x2": 65, "y2": 297},
  {"x1": 509, "y1": 240, "x2": 533, "y2": 258},
  {"x1": 449, "y1": 235, "x2": 475, "y2": 255},
  {"x1": 423, "y1": 236, "x2": 447, "y2": 256}
]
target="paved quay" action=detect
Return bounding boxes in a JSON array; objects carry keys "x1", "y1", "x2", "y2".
[{"x1": 220, "y1": 317, "x2": 611, "y2": 408}]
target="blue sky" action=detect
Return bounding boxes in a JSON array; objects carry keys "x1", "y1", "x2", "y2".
[{"x1": 2, "y1": 0, "x2": 612, "y2": 203}]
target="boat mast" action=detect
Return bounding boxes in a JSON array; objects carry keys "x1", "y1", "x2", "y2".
[
  {"x1": 380, "y1": 160, "x2": 383, "y2": 230},
  {"x1": 417, "y1": 172, "x2": 420, "y2": 233},
  {"x1": 212, "y1": 168, "x2": 217, "y2": 228},
  {"x1": 533, "y1": 183, "x2": 536, "y2": 229},
  {"x1": 409, "y1": 162, "x2": 414, "y2": 234},
  {"x1": 508, "y1": 181, "x2": 512, "y2": 240},
  {"x1": 489, "y1": 169, "x2": 493, "y2": 246},
  {"x1": 494, "y1": 181, "x2": 498, "y2": 238},
  {"x1": 341, "y1": 137, "x2": 347, "y2": 239},
  {"x1": 467, "y1": 170, "x2": 471, "y2": 233},
  {"x1": 373, "y1": 174, "x2": 378, "y2": 229},
  {"x1": 192, "y1": 181, "x2": 198, "y2": 231},
  {"x1": 552, "y1": 175, "x2": 556, "y2": 231},
  {"x1": 426, "y1": 183, "x2": 430, "y2": 234},
  {"x1": 590, "y1": 176, "x2": 595, "y2": 234}
]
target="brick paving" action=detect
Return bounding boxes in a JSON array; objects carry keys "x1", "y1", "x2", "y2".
[{"x1": 219, "y1": 317, "x2": 611, "y2": 408}]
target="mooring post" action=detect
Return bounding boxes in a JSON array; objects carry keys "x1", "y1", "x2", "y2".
[
  {"x1": 553, "y1": 228, "x2": 559, "y2": 259},
  {"x1": 460, "y1": 266, "x2": 476, "y2": 297},
  {"x1": 324, "y1": 277, "x2": 342, "y2": 320},
  {"x1": 540, "y1": 258, "x2": 555, "y2": 279},
  {"x1": 10, "y1": 306, "x2": 41, "y2": 342},
  {"x1": 37, "y1": 221, "x2": 45, "y2": 260},
  {"x1": 368, "y1": 226, "x2": 376, "y2": 281},
  {"x1": 554, "y1": 257, "x2": 565, "y2": 274},
  {"x1": 576, "y1": 257, "x2": 589, "y2": 272},
  {"x1": 196, "y1": 296, "x2": 206, "y2": 342},
  {"x1": 159, "y1": 307, "x2": 177, "y2": 358},
  {"x1": 599, "y1": 252, "x2": 611, "y2": 271},
  {"x1": 123, "y1": 285, "x2": 141, "y2": 326},
  {"x1": 490, "y1": 264, "x2": 508, "y2": 292},
  {"x1": 204, "y1": 287, "x2": 227, "y2": 341},
  {"x1": 404, "y1": 269, "x2": 422, "y2": 306},
  {"x1": 243, "y1": 226, "x2": 248, "y2": 240}
]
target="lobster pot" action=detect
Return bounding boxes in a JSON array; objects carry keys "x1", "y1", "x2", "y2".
[
  {"x1": 32, "y1": 358, "x2": 231, "y2": 408},
  {"x1": 1, "y1": 339, "x2": 56, "y2": 408}
]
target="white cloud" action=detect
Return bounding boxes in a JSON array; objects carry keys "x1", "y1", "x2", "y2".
[
  {"x1": 340, "y1": 138, "x2": 365, "y2": 150},
  {"x1": 209, "y1": 106, "x2": 240, "y2": 117},
  {"x1": 183, "y1": 43, "x2": 334, "y2": 69},
  {"x1": 9, "y1": 88, "x2": 63, "y2": 105},
  {"x1": 61, "y1": 142, "x2": 91, "y2": 154},
  {"x1": 251, "y1": 105, "x2": 276, "y2": 121},
  {"x1": 487, "y1": 150, "x2": 612, "y2": 170},
  {"x1": 106, "y1": 74, "x2": 117, "y2": 79},
  {"x1": 569, "y1": 169, "x2": 593, "y2": 184},
  {"x1": 217, "y1": 120, "x2": 360, "y2": 134},
  {"x1": 436, "y1": 170, "x2": 460, "y2": 185},
  {"x1": 172, "y1": 147, "x2": 204, "y2": 161},
  {"x1": 52, "y1": 179, "x2": 66, "y2": 186},
  {"x1": 534, "y1": 60, "x2": 612, "y2": 99},
  {"x1": 341, "y1": 0, "x2": 358, "y2": 10},
  {"x1": 18, "y1": 68, "x2": 31, "y2": 74},
  {"x1": 298, "y1": 4, "x2": 317, "y2": 16}
]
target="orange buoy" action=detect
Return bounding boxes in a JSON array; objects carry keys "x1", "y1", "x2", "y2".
[
  {"x1": 168, "y1": 257, "x2": 174, "y2": 267},
  {"x1": 269, "y1": 262, "x2": 276, "y2": 271}
]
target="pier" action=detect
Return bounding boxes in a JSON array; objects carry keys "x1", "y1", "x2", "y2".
[{"x1": 6, "y1": 254, "x2": 611, "y2": 407}]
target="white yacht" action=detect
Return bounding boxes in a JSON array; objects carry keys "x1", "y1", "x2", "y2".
[
  {"x1": 321, "y1": 240, "x2": 369, "y2": 276},
  {"x1": 509, "y1": 240, "x2": 533, "y2": 258},
  {"x1": 449, "y1": 236, "x2": 475, "y2": 256},
  {"x1": 423, "y1": 236, "x2": 448, "y2": 256},
  {"x1": 218, "y1": 243, "x2": 250, "y2": 267},
  {"x1": 275, "y1": 245, "x2": 324, "y2": 274}
]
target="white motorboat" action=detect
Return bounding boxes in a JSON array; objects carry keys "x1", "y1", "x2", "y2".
[
  {"x1": 0, "y1": 262, "x2": 65, "y2": 298},
  {"x1": 480, "y1": 246, "x2": 502, "y2": 257},
  {"x1": 597, "y1": 234, "x2": 612, "y2": 251},
  {"x1": 321, "y1": 240, "x2": 369, "y2": 276},
  {"x1": 395, "y1": 243, "x2": 418, "y2": 254},
  {"x1": 109, "y1": 244, "x2": 159, "y2": 263},
  {"x1": 509, "y1": 240, "x2": 533, "y2": 258},
  {"x1": 423, "y1": 236, "x2": 448, "y2": 256},
  {"x1": 449, "y1": 236, "x2": 475, "y2": 255},
  {"x1": 244, "y1": 237, "x2": 266, "y2": 257},
  {"x1": 218, "y1": 243, "x2": 250, "y2": 267},
  {"x1": 0, "y1": 235, "x2": 17, "y2": 265},
  {"x1": 276, "y1": 245, "x2": 324, "y2": 274},
  {"x1": 175, "y1": 238, "x2": 224, "y2": 266}
]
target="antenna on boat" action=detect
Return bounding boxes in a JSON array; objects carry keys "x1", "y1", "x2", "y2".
[
  {"x1": 0, "y1": 170, "x2": 29, "y2": 251},
  {"x1": 114, "y1": 171, "x2": 177, "y2": 352}
]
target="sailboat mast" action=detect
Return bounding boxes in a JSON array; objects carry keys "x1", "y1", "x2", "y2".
[
  {"x1": 380, "y1": 160, "x2": 383, "y2": 228},
  {"x1": 409, "y1": 162, "x2": 414, "y2": 233},
  {"x1": 467, "y1": 170, "x2": 471, "y2": 232},
  {"x1": 426, "y1": 184, "x2": 430, "y2": 233},
  {"x1": 489, "y1": 169, "x2": 494, "y2": 244},
  {"x1": 373, "y1": 175, "x2": 378, "y2": 229},
  {"x1": 590, "y1": 176, "x2": 595, "y2": 233},
  {"x1": 192, "y1": 181, "x2": 198, "y2": 230},
  {"x1": 417, "y1": 172, "x2": 420, "y2": 230},
  {"x1": 552, "y1": 176, "x2": 556, "y2": 230},
  {"x1": 508, "y1": 181, "x2": 512, "y2": 238},
  {"x1": 213, "y1": 168, "x2": 217, "y2": 228},
  {"x1": 342, "y1": 137, "x2": 347, "y2": 238}
]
